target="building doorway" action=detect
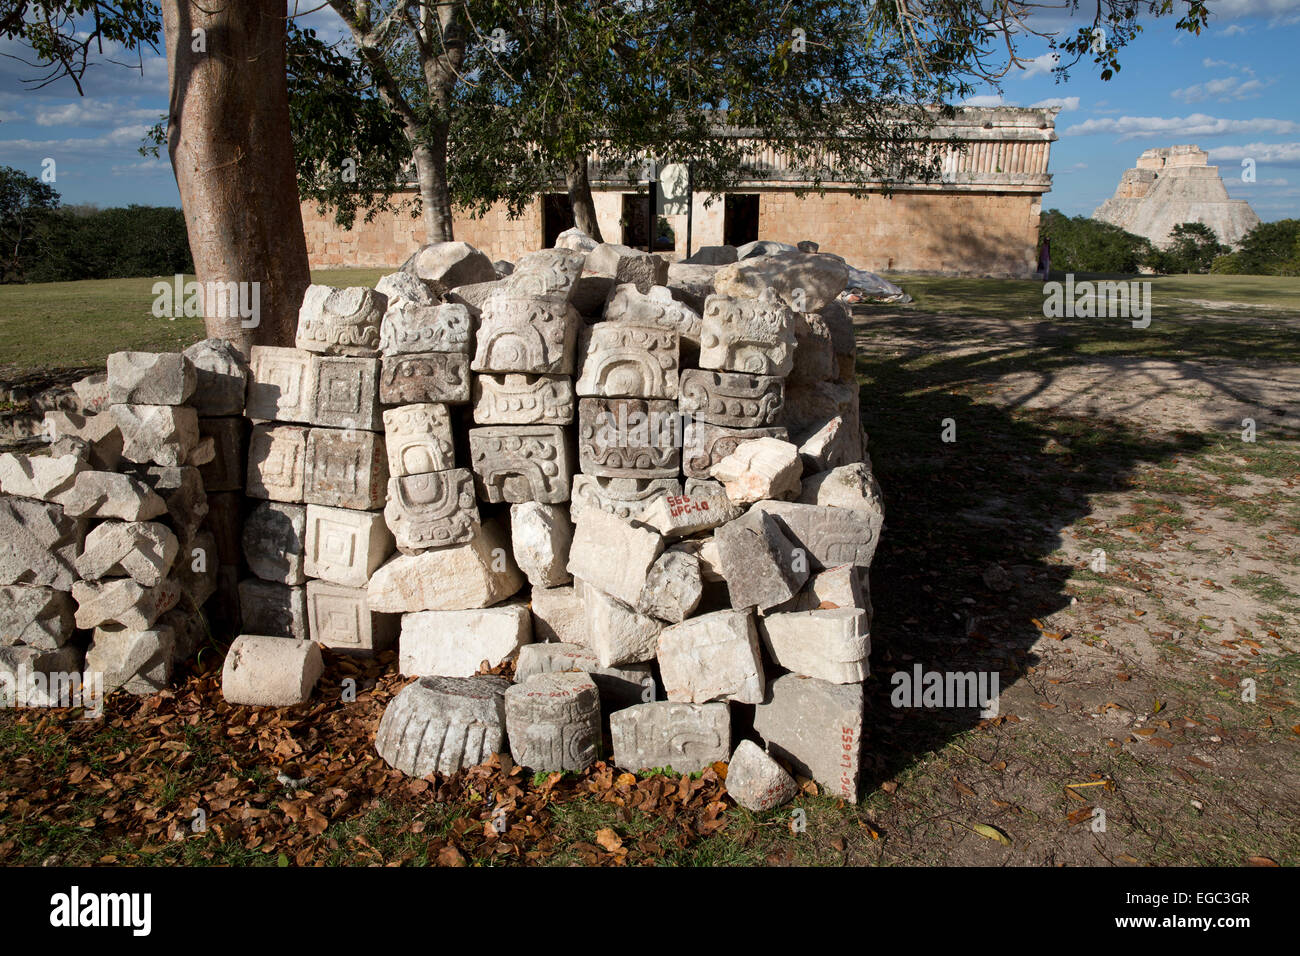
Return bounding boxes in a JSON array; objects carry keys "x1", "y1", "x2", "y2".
[
  {"x1": 542, "y1": 194, "x2": 575, "y2": 248},
  {"x1": 620, "y1": 193, "x2": 675, "y2": 252},
  {"x1": 723, "y1": 194, "x2": 760, "y2": 247}
]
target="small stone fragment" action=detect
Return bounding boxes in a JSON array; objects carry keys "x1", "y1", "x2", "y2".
[
  {"x1": 709, "y1": 436, "x2": 802, "y2": 504},
  {"x1": 222, "y1": 635, "x2": 324, "y2": 707},
  {"x1": 725, "y1": 740, "x2": 798, "y2": 811},
  {"x1": 636, "y1": 550, "x2": 703, "y2": 623},
  {"x1": 510, "y1": 501, "x2": 572, "y2": 587}
]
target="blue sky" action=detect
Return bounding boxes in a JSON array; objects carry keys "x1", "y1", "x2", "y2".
[{"x1": 1, "y1": 1, "x2": 1298, "y2": 222}]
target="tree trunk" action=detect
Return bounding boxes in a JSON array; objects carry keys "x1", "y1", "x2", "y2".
[
  {"x1": 565, "y1": 155, "x2": 603, "y2": 242},
  {"x1": 162, "y1": 0, "x2": 312, "y2": 355},
  {"x1": 412, "y1": 122, "x2": 454, "y2": 242}
]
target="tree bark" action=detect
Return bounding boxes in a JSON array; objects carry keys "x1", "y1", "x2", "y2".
[
  {"x1": 565, "y1": 155, "x2": 603, "y2": 242},
  {"x1": 414, "y1": 122, "x2": 454, "y2": 242},
  {"x1": 162, "y1": 0, "x2": 312, "y2": 355}
]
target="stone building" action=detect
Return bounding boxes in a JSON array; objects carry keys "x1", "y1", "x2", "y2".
[
  {"x1": 1093, "y1": 145, "x2": 1260, "y2": 249},
  {"x1": 301, "y1": 106, "x2": 1058, "y2": 278}
]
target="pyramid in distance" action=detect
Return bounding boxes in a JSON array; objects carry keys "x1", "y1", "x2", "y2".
[{"x1": 1092, "y1": 145, "x2": 1260, "y2": 249}]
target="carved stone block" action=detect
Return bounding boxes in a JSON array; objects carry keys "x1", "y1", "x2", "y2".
[
  {"x1": 605, "y1": 283, "x2": 703, "y2": 351},
  {"x1": 471, "y1": 294, "x2": 579, "y2": 374},
  {"x1": 379, "y1": 301, "x2": 474, "y2": 355},
  {"x1": 246, "y1": 423, "x2": 308, "y2": 503},
  {"x1": 699, "y1": 292, "x2": 796, "y2": 376},
  {"x1": 309, "y1": 355, "x2": 383, "y2": 430},
  {"x1": 237, "y1": 579, "x2": 308, "y2": 640},
  {"x1": 577, "y1": 397, "x2": 680, "y2": 478},
  {"x1": 678, "y1": 369, "x2": 783, "y2": 428},
  {"x1": 569, "y1": 474, "x2": 681, "y2": 523},
  {"x1": 575, "y1": 324, "x2": 679, "y2": 399},
  {"x1": 472, "y1": 373, "x2": 575, "y2": 425},
  {"x1": 304, "y1": 427, "x2": 388, "y2": 511},
  {"x1": 381, "y1": 403, "x2": 455, "y2": 476},
  {"x1": 468, "y1": 425, "x2": 572, "y2": 504},
  {"x1": 295, "y1": 284, "x2": 385, "y2": 355},
  {"x1": 384, "y1": 470, "x2": 479, "y2": 552},
  {"x1": 246, "y1": 345, "x2": 314, "y2": 423},
  {"x1": 681, "y1": 420, "x2": 787, "y2": 479},
  {"x1": 609, "y1": 701, "x2": 730, "y2": 774},
  {"x1": 751, "y1": 501, "x2": 881, "y2": 570},
  {"x1": 306, "y1": 578, "x2": 396, "y2": 655},
  {"x1": 303, "y1": 504, "x2": 394, "y2": 587},
  {"x1": 505, "y1": 672, "x2": 601, "y2": 772},
  {"x1": 379, "y1": 352, "x2": 471, "y2": 404}
]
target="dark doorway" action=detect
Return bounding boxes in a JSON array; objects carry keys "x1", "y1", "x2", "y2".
[
  {"x1": 723, "y1": 194, "x2": 760, "y2": 247},
  {"x1": 621, "y1": 193, "x2": 649, "y2": 250},
  {"x1": 542, "y1": 193, "x2": 575, "y2": 247}
]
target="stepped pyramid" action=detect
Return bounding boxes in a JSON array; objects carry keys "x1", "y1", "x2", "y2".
[{"x1": 1093, "y1": 145, "x2": 1259, "y2": 249}]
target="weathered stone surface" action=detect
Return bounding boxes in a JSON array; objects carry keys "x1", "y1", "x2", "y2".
[
  {"x1": 666, "y1": 537, "x2": 725, "y2": 583},
  {"x1": 382, "y1": 403, "x2": 454, "y2": 476},
  {"x1": 750, "y1": 501, "x2": 881, "y2": 570},
  {"x1": 107, "y1": 351, "x2": 196, "y2": 406},
  {"x1": 75, "y1": 520, "x2": 177, "y2": 586},
  {"x1": 174, "y1": 529, "x2": 218, "y2": 607},
  {"x1": 502, "y1": 248, "x2": 585, "y2": 301},
  {"x1": 238, "y1": 579, "x2": 308, "y2": 640},
  {"x1": 715, "y1": 509, "x2": 808, "y2": 611},
  {"x1": 510, "y1": 501, "x2": 572, "y2": 587},
  {"x1": 636, "y1": 550, "x2": 703, "y2": 623},
  {"x1": 514, "y1": 642, "x2": 653, "y2": 710},
  {"x1": 184, "y1": 338, "x2": 249, "y2": 416},
  {"x1": 819, "y1": 301, "x2": 856, "y2": 355},
  {"x1": 306, "y1": 579, "x2": 397, "y2": 655},
  {"x1": 0, "y1": 585, "x2": 75, "y2": 649},
  {"x1": 709, "y1": 436, "x2": 802, "y2": 505},
  {"x1": 610, "y1": 701, "x2": 730, "y2": 773},
  {"x1": 554, "y1": 227, "x2": 598, "y2": 253},
  {"x1": 246, "y1": 346, "x2": 314, "y2": 423},
  {"x1": 374, "y1": 675, "x2": 509, "y2": 776},
  {"x1": 575, "y1": 324, "x2": 679, "y2": 399},
  {"x1": 737, "y1": 240, "x2": 798, "y2": 259},
  {"x1": 72, "y1": 576, "x2": 180, "y2": 630},
  {"x1": 375, "y1": 270, "x2": 440, "y2": 307},
  {"x1": 445, "y1": 279, "x2": 501, "y2": 312},
  {"x1": 567, "y1": 508, "x2": 663, "y2": 607},
  {"x1": 246, "y1": 424, "x2": 307, "y2": 502},
  {"x1": 408, "y1": 241, "x2": 497, "y2": 288},
  {"x1": 469, "y1": 425, "x2": 572, "y2": 504},
  {"x1": 797, "y1": 461, "x2": 885, "y2": 518},
  {"x1": 310, "y1": 355, "x2": 383, "y2": 430},
  {"x1": 678, "y1": 369, "x2": 783, "y2": 428},
  {"x1": 528, "y1": 585, "x2": 586, "y2": 644},
  {"x1": 569, "y1": 275, "x2": 615, "y2": 316},
  {"x1": 366, "y1": 519, "x2": 522, "y2": 612},
  {"x1": 42, "y1": 410, "x2": 122, "y2": 471},
  {"x1": 384, "y1": 470, "x2": 479, "y2": 552},
  {"x1": 304, "y1": 427, "x2": 388, "y2": 510},
  {"x1": 400, "y1": 604, "x2": 531, "y2": 678},
  {"x1": 505, "y1": 672, "x2": 601, "y2": 771},
  {"x1": 636, "y1": 480, "x2": 741, "y2": 538},
  {"x1": 72, "y1": 372, "x2": 110, "y2": 415},
  {"x1": 159, "y1": 606, "x2": 206, "y2": 662},
  {"x1": 682, "y1": 420, "x2": 787, "y2": 479},
  {"x1": 758, "y1": 607, "x2": 870, "y2": 684},
  {"x1": 472, "y1": 373, "x2": 574, "y2": 425},
  {"x1": 379, "y1": 352, "x2": 471, "y2": 404},
  {"x1": 773, "y1": 563, "x2": 870, "y2": 617},
  {"x1": 664, "y1": 262, "x2": 720, "y2": 313},
  {"x1": 471, "y1": 294, "x2": 579, "y2": 375},
  {"x1": 577, "y1": 397, "x2": 680, "y2": 478},
  {"x1": 379, "y1": 301, "x2": 474, "y2": 356},
  {"x1": 582, "y1": 581, "x2": 662, "y2": 667},
  {"x1": 304, "y1": 504, "x2": 394, "y2": 587},
  {"x1": 796, "y1": 416, "x2": 857, "y2": 473},
  {"x1": 58, "y1": 470, "x2": 166, "y2": 523},
  {"x1": 604, "y1": 284, "x2": 703, "y2": 352},
  {"x1": 0, "y1": 645, "x2": 84, "y2": 704},
  {"x1": 196, "y1": 416, "x2": 246, "y2": 492},
  {"x1": 242, "y1": 501, "x2": 307, "y2": 585},
  {"x1": 86, "y1": 626, "x2": 173, "y2": 695},
  {"x1": 685, "y1": 245, "x2": 738, "y2": 266},
  {"x1": 753, "y1": 673, "x2": 863, "y2": 802},
  {"x1": 222, "y1": 635, "x2": 324, "y2": 707},
  {"x1": 570, "y1": 474, "x2": 680, "y2": 522},
  {"x1": 0, "y1": 497, "x2": 85, "y2": 590},
  {"x1": 0, "y1": 452, "x2": 86, "y2": 501},
  {"x1": 699, "y1": 292, "x2": 796, "y2": 376},
  {"x1": 781, "y1": 379, "x2": 859, "y2": 437},
  {"x1": 132, "y1": 466, "x2": 206, "y2": 541},
  {"x1": 725, "y1": 740, "x2": 798, "y2": 811},
  {"x1": 789, "y1": 312, "x2": 836, "y2": 385},
  {"x1": 296, "y1": 285, "x2": 385, "y2": 355},
  {"x1": 111, "y1": 404, "x2": 200, "y2": 467},
  {"x1": 657, "y1": 608, "x2": 764, "y2": 704},
  {"x1": 584, "y1": 243, "x2": 668, "y2": 292},
  {"x1": 714, "y1": 252, "x2": 850, "y2": 313}
]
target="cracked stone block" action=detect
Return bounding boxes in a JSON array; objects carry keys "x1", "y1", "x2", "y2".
[
  {"x1": 111, "y1": 404, "x2": 200, "y2": 467},
  {"x1": 657, "y1": 608, "x2": 764, "y2": 704},
  {"x1": 678, "y1": 369, "x2": 784, "y2": 428},
  {"x1": 682, "y1": 420, "x2": 787, "y2": 479},
  {"x1": 309, "y1": 355, "x2": 383, "y2": 430},
  {"x1": 222, "y1": 635, "x2": 324, "y2": 707},
  {"x1": 577, "y1": 397, "x2": 680, "y2": 478},
  {"x1": 567, "y1": 508, "x2": 663, "y2": 607},
  {"x1": 399, "y1": 604, "x2": 531, "y2": 678},
  {"x1": 0, "y1": 585, "x2": 75, "y2": 649},
  {"x1": 295, "y1": 284, "x2": 385, "y2": 355},
  {"x1": 42, "y1": 410, "x2": 122, "y2": 471},
  {"x1": 242, "y1": 501, "x2": 306, "y2": 586},
  {"x1": 528, "y1": 585, "x2": 586, "y2": 645},
  {"x1": 366, "y1": 518, "x2": 522, "y2": 613},
  {"x1": 753, "y1": 673, "x2": 863, "y2": 802},
  {"x1": 304, "y1": 427, "x2": 388, "y2": 510},
  {"x1": 469, "y1": 425, "x2": 572, "y2": 504},
  {"x1": 384, "y1": 470, "x2": 480, "y2": 552},
  {"x1": 789, "y1": 312, "x2": 836, "y2": 385},
  {"x1": 407, "y1": 241, "x2": 497, "y2": 288},
  {"x1": 133, "y1": 466, "x2": 207, "y2": 543},
  {"x1": 510, "y1": 501, "x2": 572, "y2": 587},
  {"x1": 575, "y1": 324, "x2": 679, "y2": 399},
  {"x1": 750, "y1": 501, "x2": 881, "y2": 570},
  {"x1": 570, "y1": 475, "x2": 680, "y2": 523},
  {"x1": 514, "y1": 642, "x2": 653, "y2": 710},
  {"x1": 610, "y1": 701, "x2": 730, "y2": 773},
  {"x1": 670, "y1": 536, "x2": 725, "y2": 583},
  {"x1": 636, "y1": 550, "x2": 703, "y2": 623},
  {"x1": 506, "y1": 672, "x2": 601, "y2": 771},
  {"x1": 184, "y1": 338, "x2": 248, "y2": 416},
  {"x1": 380, "y1": 352, "x2": 471, "y2": 405},
  {"x1": 73, "y1": 576, "x2": 180, "y2": 630},
  {"x1": 379, "y1": 301, "x2": 473, "y2": 356},
  {"x1": 106, "y1": 351, "x2": 196, "y2": 406},
  {"x1": 382, "y1": 403, "x2": 454, "y2": 476},
  {"x1": 472, "y1": 373, "x2": 574, "y2": 426},
  {"x1": 709, "y1": 436, "x2": 802, "y2": 504},
  {"x1": 782, "y1": 379, "x2": 859, "y2": 438},
  {"x1": 73, "y1": 371, "x2": 110, "y2": 415},
  {"x1": 0, "y1": 496, "x2": 85, "y2": 590},
  {"x1": 306, "y1": 579, "x2": 396, "y2": 655},
  {"x1": 376, "y1": 270, "x2": 440, "y2": 307},
  {"x1": 699, "y1": 292, "x2": 796, "y2": 376},
  {"x1": 725, "y1": 740, "x2": 798, "y2": 811},
  {"x1": 246, "y1": 424, "x2": 308, "y2": 502},
  {"x1": 581, "y1": 580, "x2": 663, "y2": 667},
  {"x1": 715, "y1": 509, "x2": 809, "y2": 611},
  {"x1": 637, "y1": 479, "x2": 741, "y2": 538},
  {"x1": 197, "y1": 416, "x2": 246, "y2": 492},
  {"x1": 758, "y1": 607, "x2": 870, "y2": 684},
  {"x1": 774, "y1": 564, "x2": 872, "y2": 620},
  {"x1": 75, "y1": 520, "x2": 178, "y2": 586},
  {"x1": 304, "y1": 504, "x2": 394, "y2": 587},
  {"x1": 246, "y1": 345, "x2": 314, "y2": 423},
  {"x1": 471, "y1": 294, "x2": 579, "y2": 374},
  {"x1": 796, "y1": 416, "x2": 857, "y2": 474},
  {"x1": 604, "y1": 283, "x2": 703, "y2": 353},
  {"x1": 501, "y1": 248, "x2": 585, "y2": 301},
  {"x1": 584, "y1": 243, "x2": 668, "y2": 292},
  {"x1": 374, "y1": 675, "x2": 510, "y2": 776},
  {"x1": 0, "y1": 453, "x2": 86, "y2": 502},
  {"x1": 797, "y1": 461, "x2": 885, "y2": 519},
  {"x1": 713, "y1": 252, "x2": 850, "y2": 313},
  {"x1": 86, "y1": 625, "x2": 173, "y2": 695},
  {"x1": 238, "y1": 579, "x2": 308, "y2": 640}
]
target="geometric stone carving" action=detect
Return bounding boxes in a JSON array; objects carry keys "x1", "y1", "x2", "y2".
[
  {"x1": 242, "y1": 501, "x2": 307, "y2": 585},
  {"x1": 575, "y1": 324, "x2": 679, "y2": 399},
  {"x1": 699, "y1": 291, "x2": 796, "y2": 376},
  {"x1": 106, "y1": 351, "x2": 196, "y2": 406},
  {"x1": 381, "y1": 403, "x2": 454, "y2": 477},
  {"x1": 752, "y1": 673, "x2": 863, "y2": 803},
  {"x1": 609, "y1": 701, "x2": 731, "y2": 774},
  {"x1": 576, "y1": 397, "x2": 680, "y2": 478},
  {"x1": 471, "y1": 294, "x2": 579, "y2": 375},
  {"x1": 246, "y1": 424, "x2": 308, "y2": 502},
  {"x1": 384, "y1": 470, "x2": 480, "y2": 552},
  {"x1": 472, "y1": 373, "x2": 575, "y2": 425},
  {"x1": 569, "y1": 474, "x2": 681, "y2": 523},
  {"x1": 681, "y1": 420, "x2": 787, "y2": 479},
  {"x1": 374, "y1": 675, "x2": 511, "y2": 777},
  {"x1": 657, "y1": 608, "x2": 764, "y2": 704},
  {"x1": 468, "y1": 425, "x2": 572, "y2": 504},
  {"x1": 757, "y1": 607, "x2": 870, "y2": 684},
  {"x1": 295, "y1": 285, "x2": 385, "y2": 356},
  {"x1": 246, "y1": 345, "x2": 314, "y2": 423},
  {"x1": 379, "y1": 352, "x2": 471, "y2": 405},
  {"x1": 379, "y1": 301, "x2": 474, "y2": 356},
  {"x1": 604, "y1": 283, "x2": 703, "y2": 351},
  {"x1": 305, "y1": 579, "x2": 397, "y2": 655},
  {"x1": 505, "y1": 672, "x2": 601, "y2": 772},
  {"x1": 309, "y1": 355, "x2": 383, "y2": 430},
  {"x1": 303, "y1": 427, "x2": 388, "y2": 511},
  {"x1": 678, "y1": 369, "x2": 784, "y2": 427},
  {"x1": 303, "y1": 504, "x2": 394, "y2": 587},
  {"x1": 750, "y1": 501, "x2": 881, "y2": 570},
  {"x1": 0, "y1": 497, "x2": 85, "y2": 591}
]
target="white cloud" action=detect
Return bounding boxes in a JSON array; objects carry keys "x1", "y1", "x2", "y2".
[
  {"x1": 1031, "y1": 96, "x2": 1080, "y2": 112},
  {"x1": 35, "y1": 99, "x2": 162, "y2": 128},
  {"x1": 962, "y1": 94, "x2": 1010, "y2": 107},
  {"x1": 1221, "y1": 23, "x2": 1251, "y2": 35},
  {"x1": 1018, "y1": 52, "x2": 1060, "y2": 79},
  {"x1": 1208, "y1": 142, "x2": 1300, "y2": 166},
  {"x1": 1171, "y1": 75, "x2": 1267, "y2": 103},
  {"x1": 1064, "y1": 114, "x2": 1300, "y2": 141},
  {"x1": 1210, "y1": 0, "x2": 1300, "y2": 25}
]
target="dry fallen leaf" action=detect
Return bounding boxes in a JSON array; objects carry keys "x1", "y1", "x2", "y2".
[
  {"x1": 968, "y1": 822, "x2": 1011, "y2": 846},
  {"x1": 594, "y1": 828, "x2": 623, "y2": 853}
]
